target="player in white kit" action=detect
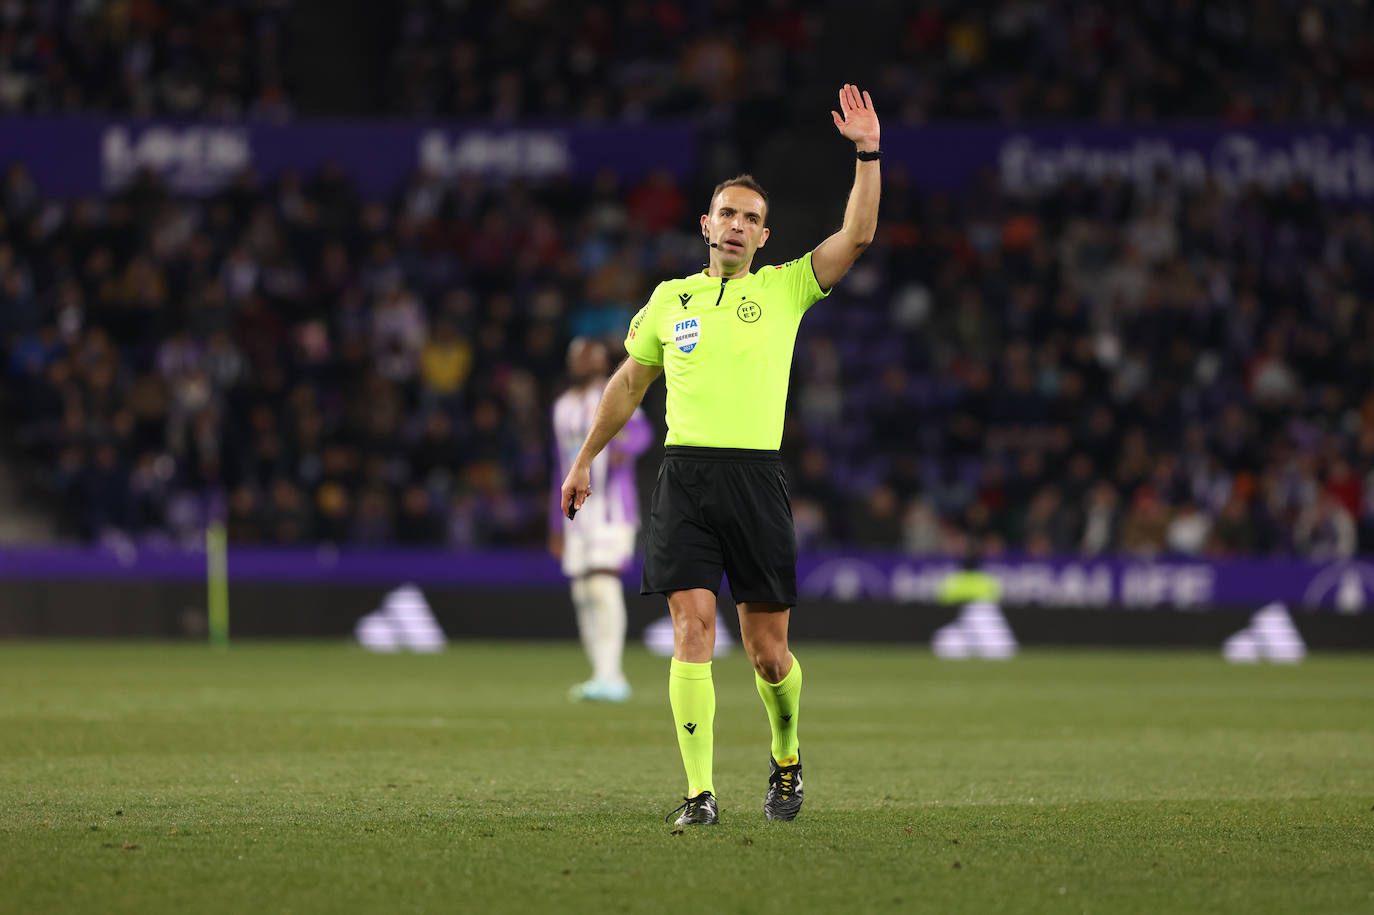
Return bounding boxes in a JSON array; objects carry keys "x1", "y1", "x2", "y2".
[{"x1": 550, "y1": 338, "x2": 651, "y2": 702}]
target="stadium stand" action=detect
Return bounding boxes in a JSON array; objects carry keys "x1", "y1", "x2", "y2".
[
  {"x1": 5, "y1": 2, "x2": 1371, "y2": 123},
  {"x1": 2, "y1": 154, "x2": 1372, "y2": 556},
  {"x1": 1, "y1": 0, "x2": 1372, "y2": 557}
]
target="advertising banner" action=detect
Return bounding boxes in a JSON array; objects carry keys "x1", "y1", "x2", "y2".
[
  {"x1": 794, "y1": 554, "x2": 1374, "y2": 612},
  {"x1": 883, "y1": 125, "x2": 1374, "y2": 199},
  {"x1": 5, "y1": 119, "x2": 1371, "y2": 200},
  {"x1": 0, "y1": 118, "x2": 698, "y2": 198},
  {"x1": 1, "y1": 547, "x2": 1370, "y2": 613}
]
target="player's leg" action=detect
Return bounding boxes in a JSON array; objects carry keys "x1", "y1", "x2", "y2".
[
  {"x1": 570, "y1": 574, "x2": 596, "y2": 671},
  {"x1": 642, "y1": 449, "x2": 725, "y2": 825},
  {"x1": 738, "y1": 602, "x2": 801, "y2": 758},
  {"x1": 582, "y1": 568, "x2": 630, "y2": 697},
  {"x1": 565, "y1": 529, "x2": 603, "y2": 700},
  {"x1": 665, "y1": 587, "x2": 718, "y2": 824},
  {"x1": 584, "y1": 521, "x2": 638, "y2": 696},
  {"x1": 739, "y1": 602, "x2": 804, "y2": 821},
  {"x1": 568, "y1": 569, "x2": 633, "y2": 702},
  {"x1": 714, "y1": 453, "x2": 804, "y2": 820}
]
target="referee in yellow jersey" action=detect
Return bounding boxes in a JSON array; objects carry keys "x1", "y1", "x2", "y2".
[{"x1": 561, "y1": 84, "x2": 881, "y2": 826}]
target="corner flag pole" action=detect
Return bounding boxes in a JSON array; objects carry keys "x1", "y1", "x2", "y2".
[{"x1": 207, "y1": 521, "x2": 229, "y2": 648}]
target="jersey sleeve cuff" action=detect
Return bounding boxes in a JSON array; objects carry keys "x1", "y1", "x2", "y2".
[
  {"x1": 627, "y1": 350, "x2": 663, "y2": 367},
  {"x1": 807, "y1": 252, "x2": 833, "y2": 297}
]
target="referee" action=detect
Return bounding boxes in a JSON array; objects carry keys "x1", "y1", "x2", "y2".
[{"x1": 561, "y1": 84, "x2": 881, "y2": 826}]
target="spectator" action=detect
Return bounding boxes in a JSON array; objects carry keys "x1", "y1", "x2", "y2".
[
  {"x1": 395, "y1": 484, "x2": 445, "y2": 546},
  {"x1": 1120, "y1": 488, "x2": 1170, "y2": 559},
  {"x1": 1165, "y1": 499, "x2": 1211, "y2": 557},
  {"x1": 418, "y1": 318, "x2": 473, "y2": 406},
  {"x1": 1295, "y1": 492, "x2": 1357, "y2": 561}
]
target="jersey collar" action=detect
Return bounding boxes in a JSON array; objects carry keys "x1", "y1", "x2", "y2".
[{"x1": 700, "y1": 267, "x2": 754, "y2": 282}]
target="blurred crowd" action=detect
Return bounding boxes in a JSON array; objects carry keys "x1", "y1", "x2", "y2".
[
  {"x1": 385, "y1": 0, "x2": 817, "y2": 128},
  {"x1": 2, "y1": 0, "x2": 1373, "y2": 559},
  {"x1": 788, "y1": 164, "x2": 1374, "y2": 560},
  {"x1": 0, "y1": 0, "x2": 292, "y2": 120},
  {"x1": 0, "y1": 157, "x2": 705, "y2": 548},
  {"x1": 873, "y1": 0, "x2": 1374, "y2": 123},
  {"x1": 3, "y1": 152, "x2": 1373, "y2": 559},
  {"x1": 4, "y1": 0, "x2": 1372, "y2": 124}
]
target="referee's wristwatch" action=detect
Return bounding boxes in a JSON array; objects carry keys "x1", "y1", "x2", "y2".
[{"x1": 856, "y1": 149, "x2": 882, "y2": 161}]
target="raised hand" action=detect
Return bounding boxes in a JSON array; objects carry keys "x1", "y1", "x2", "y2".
[{"x1": 830, "y1": 84, "x2": 880, "y2": 152}]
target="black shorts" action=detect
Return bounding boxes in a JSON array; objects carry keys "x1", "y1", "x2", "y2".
[{"x1": 641, "y1": 445, "x2": 798, "y2": 606}]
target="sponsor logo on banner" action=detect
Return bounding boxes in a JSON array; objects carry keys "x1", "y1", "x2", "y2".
[
  {"x1": 799, "y1": 558, "x2": 890, "y2": 600},
  {"x1": 999, "y1": 132, "x2": 1374, "y2": 199},
  {"x1": 1117, "y1": 563, "x2": 1214, "y2": 608},
  {"x1": 419, "y1": 130, "x2": 571, "y2": 177},
  {"x1": 102, "y1": 126, "x2": 251, "y2": 194},
  {"x1": 674, "y1": 317, "x2": 700, "y2": 353},
  {"x1": 1301, "y1": 560, "x2": 1374, "y2": 612},
  {"x1": 802, "y1": 559, "x2": 1215, "y2": 608}
]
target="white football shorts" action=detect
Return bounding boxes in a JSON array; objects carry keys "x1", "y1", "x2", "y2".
[{"x1": 562, "y1": 522, "x2": 637, "y2": 578}]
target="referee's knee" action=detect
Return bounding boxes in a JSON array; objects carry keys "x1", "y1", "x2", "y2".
[
  {"x1": 748, "y1": 646, "x2": 792, "y2": 684},
  {"x1": 673, "y1": 613, "x2": 715, "y2": 660}
]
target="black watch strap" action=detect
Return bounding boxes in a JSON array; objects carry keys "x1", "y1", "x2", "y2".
[{"x1": 856, "y1": 149, "x2": 883, "y2": 161}]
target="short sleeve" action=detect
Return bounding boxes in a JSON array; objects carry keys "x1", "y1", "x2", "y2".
[
  {"x1": 624, "y1": 287, "x2": 663, "y2": 366},
  {"x1": 768, "y1": 251, "x2": 831, "y2": 314}
]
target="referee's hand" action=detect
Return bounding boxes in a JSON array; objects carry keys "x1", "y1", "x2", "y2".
[{"x1": 561, "y1": 463, "x2": 591, "y2": 520}]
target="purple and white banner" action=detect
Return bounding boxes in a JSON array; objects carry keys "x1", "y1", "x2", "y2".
[
  {"x1": 881, "y1": 125, "x2": 1374, "y2": 199},
  {"x1": 0, "y1": 547, "x2": 1370, "y2": 613},
  {"x1": 4, "y1": 119, "x2": 1372, "y2": 200},
  {"x1": 794, "y1": 554, "x2": 1374, "y2": 612},
  {"x1": 0, "y1": 117, "x2": 698, "y2": 198}
]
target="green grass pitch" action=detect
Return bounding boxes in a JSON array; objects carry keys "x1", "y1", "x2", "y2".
[{"x1": 1, "y1": 641, "x2": 1371, "y2": 914}]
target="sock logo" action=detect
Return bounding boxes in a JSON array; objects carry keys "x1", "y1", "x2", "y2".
[
  {"x1": 780, "y1": 714, "x2": 792, "y2": 723},
  {"x1": 683, "y1": 722, "x2": 697, "y2": 734}
]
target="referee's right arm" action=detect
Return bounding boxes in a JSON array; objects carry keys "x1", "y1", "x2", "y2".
[{"x1": 561, "y1": 356, "x2": 662, "y2": 519}]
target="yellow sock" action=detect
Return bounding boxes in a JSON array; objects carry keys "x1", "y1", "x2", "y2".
[
  {"x1": 669, "y1": 658, "x2": 714, "y2": 796},
  {"x1": 755, "y1": 653, "x2": 802, "y2": 762}
]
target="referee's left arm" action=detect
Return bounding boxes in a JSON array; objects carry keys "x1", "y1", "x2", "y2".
[
  {"x1": 561, "y1": 357, "x2": 662, "y2": 519},
  {"x1": 812, "y1": 83, "x2": 881, "y2": 292}
]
